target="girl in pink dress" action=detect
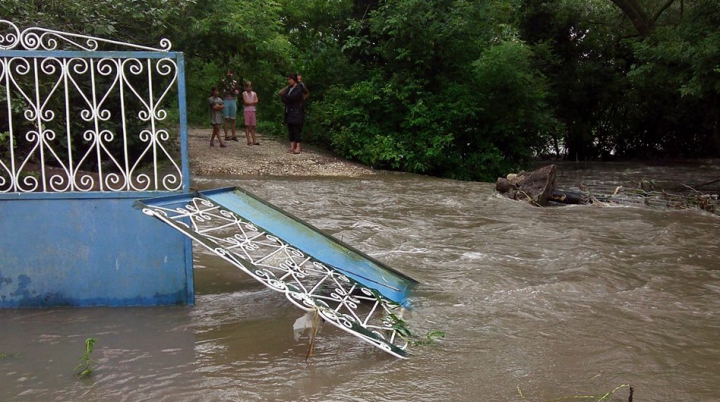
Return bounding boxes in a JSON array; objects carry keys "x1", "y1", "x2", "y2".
[{"x1": 242, "y1": 82, "x2": 259, "y2": 146}]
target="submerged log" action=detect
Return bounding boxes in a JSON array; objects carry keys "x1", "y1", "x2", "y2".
[
  {"x1": 549, "y1": 189, "x2": 587, "y2": 204},
  {"x1": 495, "y1": 164, "x2": 719, "y2": 215}
]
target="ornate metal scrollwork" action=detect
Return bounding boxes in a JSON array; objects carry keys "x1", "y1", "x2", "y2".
[
  {"x1": 1, "y1": 20, "x2": 184, "y2": 193},
  {"x1": 139, "y1": 196, "x2": 411, "y2": 358},
  {"x1": 0, "y1": 19, "x2": 171, "y2": 51}
]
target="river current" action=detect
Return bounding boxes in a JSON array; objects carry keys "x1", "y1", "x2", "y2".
[{"x1": 1, "y1": 161, "x2": 719, "y2": 401}]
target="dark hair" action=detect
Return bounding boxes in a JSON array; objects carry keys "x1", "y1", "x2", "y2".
[
  {"x1": 287, "y1": 74, "x2": 298, "y2": 82},
  {"x1": 210, "y1": 86, "x2": 217, "y2": 95}
]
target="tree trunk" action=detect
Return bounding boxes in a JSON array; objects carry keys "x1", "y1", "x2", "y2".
[
  {"x1": 609, "y1": 0, "x2": 677, "y2": 36},
  {"x1": 495, "y1": 165, "x2": 557, "y2": 206},
  {"x1": 609, "y1": 0, "x2": 653, "y2": 36}
]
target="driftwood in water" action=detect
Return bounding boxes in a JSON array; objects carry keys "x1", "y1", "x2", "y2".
[
  {"x1": 593, "y1": 186, "x2": 719, "y2": 215},
  {"x1": 548, "y1": 189, "x2": 587, "y2": 204},
  {"x1": 496, "y1": 165, "x2": 720, "y2": 215},
  {"x1": 495, "y1": 164, "x2": 557, "y2": 206}
]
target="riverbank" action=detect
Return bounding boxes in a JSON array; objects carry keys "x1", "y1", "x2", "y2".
[{"x1": 187, "y1": 128, "x2": 378, "y2": 177}]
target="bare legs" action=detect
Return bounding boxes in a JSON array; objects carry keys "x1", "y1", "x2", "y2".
[
  {"x1": 211, "y1": 124, "x2": 226, "y2": 147},
  {"x1": 245, "y1": 125, "x2": 258, "y2": 145},
  {"x1": 223, "y1": 119, "x2": 237, "y2": 141}
]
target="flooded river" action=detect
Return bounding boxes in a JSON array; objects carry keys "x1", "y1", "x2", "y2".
[{"x1": 2, "y1": 162, "x2": 720, "y2": 401}]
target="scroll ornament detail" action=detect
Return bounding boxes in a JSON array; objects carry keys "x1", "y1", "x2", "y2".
[{"x1": 0, "y1": 19, "x2": 171, "y2": 52}]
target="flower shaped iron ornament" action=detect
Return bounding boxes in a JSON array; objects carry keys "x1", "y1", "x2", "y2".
[
  {"x1": 0, "y1": 19, "x2": 172, "y2": 51},
  {"x1": 138, "y1": 196, "x2": 412, "y2": 358}
]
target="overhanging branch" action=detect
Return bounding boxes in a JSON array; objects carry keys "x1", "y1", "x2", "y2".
[
  {"x1": 609, "y1": 0, "x2": 678, "y2": 36},
  {"x1": 609, "y1": 0, "x2": 652, "y2": 36},
  {"x1": 652, "y1": 0, "x2": 677, "y2": 22}
]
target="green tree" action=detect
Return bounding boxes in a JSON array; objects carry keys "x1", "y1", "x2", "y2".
[
  {"x1": 627, "y1": 0, "x2": 720, "y2": 155},
  {"x1": 173, "y1": 0, "x2": 294, "y2": 127},
  {"x1": 313, "y1": 0, "x2": 554, "y2": 181},
  {"x1": 3, "y1": 0, "x2": 717, "y2": 180},
  {"x1": 0, "y1": 0, "x2": 192, "y2": 45},
  {"x1": 519, "y1": 0, "x2": 720, "y2": 159}
]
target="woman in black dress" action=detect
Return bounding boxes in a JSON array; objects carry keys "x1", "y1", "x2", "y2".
[{"x1": 281, "y1": 74, "x2": 305, "y2": 154}]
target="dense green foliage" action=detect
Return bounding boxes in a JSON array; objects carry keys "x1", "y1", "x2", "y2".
[{"x1": 2, "y1": 0, "x2": 719, "y2": 181}]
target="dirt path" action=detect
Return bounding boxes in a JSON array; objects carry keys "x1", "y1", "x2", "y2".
[{"x1": 188, "y1": 128, "x2": 378, "y2": 177}]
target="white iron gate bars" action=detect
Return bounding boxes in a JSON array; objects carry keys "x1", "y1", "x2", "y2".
[
  {"x1": 137, "y1": 194, "x2": 412, "y2": 358},
  {"x1": 0, "y1": 19, "x2": 189, "y2": 193}
]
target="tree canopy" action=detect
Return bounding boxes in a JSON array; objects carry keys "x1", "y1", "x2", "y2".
[{"x1": 2, "y1": 0, "x2": 719, "y2": 181}]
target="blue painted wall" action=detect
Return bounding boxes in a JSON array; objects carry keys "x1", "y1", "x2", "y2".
[{"x1": 0, "y1": 193, "x2": 194, "y2": 307}]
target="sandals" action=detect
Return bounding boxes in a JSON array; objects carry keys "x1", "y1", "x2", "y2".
[
  {"x1": 219, "y1": 144, "x2": 227, "y2": 148},
  {"x1": 253, "y1": 142, "x2": 260, "y2": 145},
  {"x1": 231, "y1": 137, "x2": 239, "y2": 142}
]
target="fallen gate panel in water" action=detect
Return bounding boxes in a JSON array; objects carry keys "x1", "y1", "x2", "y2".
[{"x1": 135, "y1": 187, "x2": 419, "y2": 358}]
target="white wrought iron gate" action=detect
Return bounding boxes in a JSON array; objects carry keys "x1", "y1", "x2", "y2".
[{"x1": 0, "y1": 19, "x2": 190, "y2": 193}]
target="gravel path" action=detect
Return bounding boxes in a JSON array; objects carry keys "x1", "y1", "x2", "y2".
[{"x1": 188, "y1": 128, "x2": 378, "y2": 177}]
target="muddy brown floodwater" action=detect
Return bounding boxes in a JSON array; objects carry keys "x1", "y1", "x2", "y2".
[{"x1": 1, "y1": 160, "x2": 719, "y2": 401}]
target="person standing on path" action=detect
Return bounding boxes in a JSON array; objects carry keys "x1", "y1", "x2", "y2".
[
  {"x1": 280, "y1": 74, "x2": 305, "y2": 154},
  {"x1": 208, "y1": 87, "x2": 227, "y2": 148},
  {"x1": 221, "y1": 69, "x2": 240, "y2": 142},
  {"x1": 242, "y1": 81, "x2": 259, "y2": 146}
]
